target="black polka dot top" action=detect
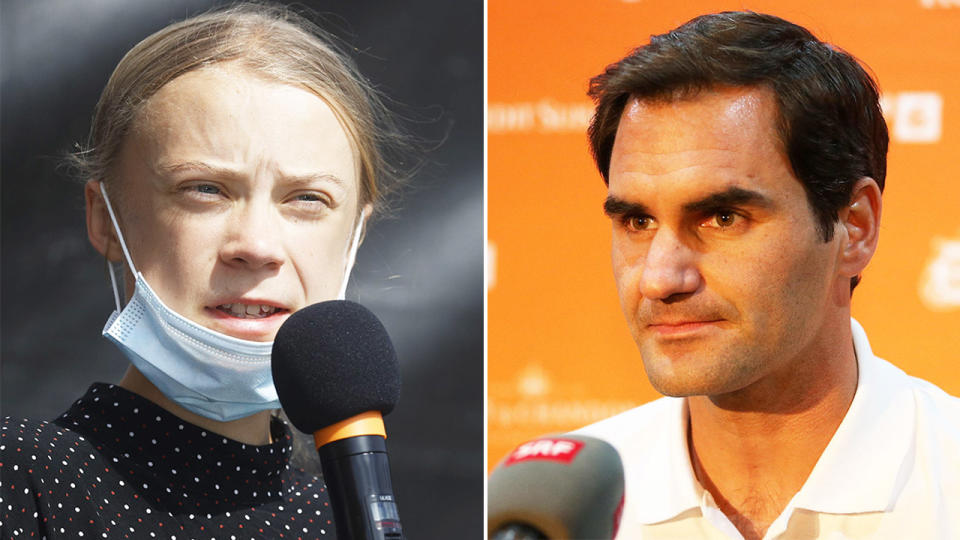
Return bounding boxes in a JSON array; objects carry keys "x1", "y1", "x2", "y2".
[{"x1": 1, "y1": 383, "x2": 335, "y2": 539}]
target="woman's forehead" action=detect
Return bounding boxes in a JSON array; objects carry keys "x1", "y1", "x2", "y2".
[{"x1": 126, "y1": 64, "x2": 360, "y2": 190}]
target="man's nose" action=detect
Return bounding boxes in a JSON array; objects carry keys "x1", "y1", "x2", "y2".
[
  {"x1": 219, "y1": 202, "x2": 285, "y2": 271},
  {"x1": 638, "y1": 228, "x2": 702, "y2": 301}
]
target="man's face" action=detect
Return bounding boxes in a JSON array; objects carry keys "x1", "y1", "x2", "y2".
[
  {"x1": 106, "y1": 62, "x2": 361, "y2": 342},
  {"x1": 605, "y1": 86, "x2": 844, "y2": 398}
]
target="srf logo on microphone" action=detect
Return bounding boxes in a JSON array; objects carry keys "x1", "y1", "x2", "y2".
[{"x1": 503, "y1": 437, "x2": 585, "y2": 466}]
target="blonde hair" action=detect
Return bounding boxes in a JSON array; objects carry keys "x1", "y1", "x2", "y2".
[{"x1": 73, "y1": 2, "x2": 409, "y2": 212}]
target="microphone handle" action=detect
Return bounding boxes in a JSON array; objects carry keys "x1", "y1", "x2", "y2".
[{"x1": 318, "y1": 435, "x2": 404, "y2": 540}]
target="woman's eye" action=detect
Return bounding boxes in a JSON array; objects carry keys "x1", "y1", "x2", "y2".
[
  {"x1": 291, "y1": 192, "x2": 332, "y2": 207},
  {"x1": 182, "y1": 183, "x2": 222, "y2": 197}
]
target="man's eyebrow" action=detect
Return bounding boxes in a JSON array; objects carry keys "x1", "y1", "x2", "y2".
[
  {"x1": 603, "y1": 196, "x2": 649, "y2": 218},
  {"x1": 156, "y1": 160, "x2": 344, "y2": 186},
  {"x1": 682, "y1": 186, "x2": 774, "y2": 214},
  {"x1": 603, "y1": 187, "x2": 772, "y2": 218}
]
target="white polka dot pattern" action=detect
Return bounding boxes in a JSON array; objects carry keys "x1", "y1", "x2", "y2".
[{"x1": 1, "y1": 383, "x2": 334, "y2": 538}]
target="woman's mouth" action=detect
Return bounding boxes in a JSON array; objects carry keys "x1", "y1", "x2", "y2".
[{"x1": 215, "y1": 303, "x2": 286, "y2": 319}]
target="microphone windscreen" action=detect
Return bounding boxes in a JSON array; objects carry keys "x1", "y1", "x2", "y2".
[
  {"x1": 488, "y1": 434, "x2": 625, "y2": 539},
  {"x1": 271, "y1": 300, "x2": 401, "y2": 434}
]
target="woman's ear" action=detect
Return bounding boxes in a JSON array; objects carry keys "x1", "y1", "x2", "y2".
[
  {"x1": 358, "y1": 203, "x2": 374, "y2": 244},
  {"x1": 837, "y1": 177, "x2": 882, "y2": 281},
  {"x1": 85, "y1": 180, "x2": 124, "y2": 262}
]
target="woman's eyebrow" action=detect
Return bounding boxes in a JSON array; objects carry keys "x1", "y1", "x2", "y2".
[
  {"x1": 279, "y1": 172, "x2": 345, "y2": 188},
  {"x1": 156, "y1": 160, "x2": 242, "y2": 180},
  {"x1": 156, "y1": 160, "x2": 345, "y2": 187}
]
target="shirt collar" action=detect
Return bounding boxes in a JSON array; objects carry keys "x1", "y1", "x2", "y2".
[
  {"x1": 628, "y1": 396, "x2": 702, "y2": 524},
  {"x1": 790, "y1": 318, "x2": 916, "y2": 514},
  {"x1": 630, "y1": 318, "x2": 916, "y2": 524}
]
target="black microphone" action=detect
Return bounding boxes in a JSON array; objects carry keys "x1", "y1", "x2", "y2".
[
  {"x1": 272, "y1": 300, "x2": 403, "y2": 540},
  {"x1": 488, "y1": 434, "x2": 625, "y2": 539}
]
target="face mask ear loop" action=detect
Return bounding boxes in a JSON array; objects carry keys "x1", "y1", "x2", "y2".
[
  {"x1": 98, "y1": 183, "x2": 138, "y2": 276},
  {"x1": 337, "y1": 208, "x2": 367, "y2": 300},
  {"x1": 107, "y1": 262, "x2": 123, "y2": 313},
  {"x1": 99, "y1": 183, "x2": 140, "y2": 311}
]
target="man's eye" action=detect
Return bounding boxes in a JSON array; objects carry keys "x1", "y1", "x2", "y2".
[
  {"x1": 715, "y1": 211, "x2": 736, "y2": 227},
  {"x1": 625, "y1": 215, "x2": 656, "y2": 231},
  {"x1": 702, "y1": 210, "x2": 741, "y2": 229}
]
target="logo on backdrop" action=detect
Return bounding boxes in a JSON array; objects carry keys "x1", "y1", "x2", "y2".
[
  {"x1": 920, "y1": 230, "x2": 960, "y2": 311},
  {"x1": 489, "y1": 100, "x2": 594, "y2": 134},
  {"x1": 920, "y1": 0, "x2": 960, "y2": 7},
  {"x1": 490, "y1": 364, "x2": 638, "y2": 432},
  {"x1": 881, "y1": 92, "x2": 943, "y2": 143},
  {"x1": 492, "y1": 93, "x2": 946, "y2": 142}
]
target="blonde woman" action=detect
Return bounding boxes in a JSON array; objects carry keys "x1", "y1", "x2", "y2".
[{"x1": 0, "y1": 3, "x2": 469, "y2": 537}]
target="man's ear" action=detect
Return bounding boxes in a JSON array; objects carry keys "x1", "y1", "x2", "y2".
[
  {"x1": 837, "y1": 177, "x2": 882, "y2": 280},
  {"x1": 85, "y1": 180, "x2": 124, "y2": 262}
]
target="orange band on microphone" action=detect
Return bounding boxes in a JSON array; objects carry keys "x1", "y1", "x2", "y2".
[{"x1": 313, "y1": 411, "x2": 386, "y2": 448}]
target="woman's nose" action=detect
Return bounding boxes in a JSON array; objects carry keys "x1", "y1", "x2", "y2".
[{"x1": 218, "y1": 203, "x2": 285, "y2": 271}]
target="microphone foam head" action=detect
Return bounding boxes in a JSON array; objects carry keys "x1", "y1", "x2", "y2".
[{"x1": 271, "y1": 300, "x2": 401, "y2": 434}]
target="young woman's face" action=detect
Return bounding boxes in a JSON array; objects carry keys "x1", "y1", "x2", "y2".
[{"x1": 102, "y1": 62, "x2": 363, "y2": 342}]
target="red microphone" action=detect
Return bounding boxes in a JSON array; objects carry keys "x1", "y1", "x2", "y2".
[{"x1": 488, "y1": 434, "x2": 625, "y2": 539}]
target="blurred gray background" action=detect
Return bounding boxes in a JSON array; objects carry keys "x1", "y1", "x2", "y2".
[{"x1": 1, "y1": 0, "x2": 482, "y2": 537}]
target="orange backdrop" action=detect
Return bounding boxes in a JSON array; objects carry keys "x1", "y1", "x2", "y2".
[{"x1": 488, "y1": 0, "x2": 960, "y2": 469}]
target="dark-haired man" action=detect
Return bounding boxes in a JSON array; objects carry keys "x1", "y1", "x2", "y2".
[{"x1": 576, "y1": 11, "x2": 959, "y2": 540}]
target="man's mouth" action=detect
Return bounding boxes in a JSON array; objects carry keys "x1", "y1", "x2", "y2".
[
  {"x1": 215, "y1": 303, "x2": 286, "y2": 319},
  {"x1": 646, "y1": 319, "x2": 724, "y2": 337}
]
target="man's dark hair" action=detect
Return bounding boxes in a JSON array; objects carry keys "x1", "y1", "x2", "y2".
[{"x1": 588, "y1": 12, "x2": 888, "y2": 274}]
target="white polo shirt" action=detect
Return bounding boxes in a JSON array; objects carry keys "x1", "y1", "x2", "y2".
[{"x1": 575, "y1": 319, "x2": 960, "y2": 539}]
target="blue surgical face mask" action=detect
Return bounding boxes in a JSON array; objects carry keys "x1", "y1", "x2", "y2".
[{"x1": 98, "y1": 183, "x2": 364, "y2": 422}]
